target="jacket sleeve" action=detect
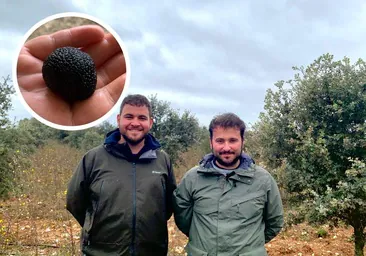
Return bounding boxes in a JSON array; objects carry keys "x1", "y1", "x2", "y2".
[
  {"x1": 172, "y1": 170, "x2": 195, "y2": 237},
  {"x1": 166, "y1": 157, "x2": 177, "y2": 220},
  {"x1": 264, "y1": 174, "x2": 284, "y2": 243},
  {"x1": 66, "y1": 154, "x2": 91, "y2": 227}
]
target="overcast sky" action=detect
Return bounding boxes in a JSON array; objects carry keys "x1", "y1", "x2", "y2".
[{"x1": 2, "y1": 0, "x2": 366, "y2": 129}]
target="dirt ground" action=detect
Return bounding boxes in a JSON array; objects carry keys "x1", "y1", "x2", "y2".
[
  {"x1": 168, "y1": 219, "x2": 359, "y2": 256},
  {"x1": 0, "y1": 212, "x2": 361, "y2": 256}
]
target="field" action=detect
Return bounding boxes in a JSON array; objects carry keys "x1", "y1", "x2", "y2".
[
  {"x1": 0, "y1": 214, "x2": 359, "y2": 256},
  {"x1": 0, "y1": 142, "x2": 362, "y2": 256},
  {"x1": 0, "y1": 204, "x2": 359, "y2": 255}
]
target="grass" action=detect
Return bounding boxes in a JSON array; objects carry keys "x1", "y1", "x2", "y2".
[
  {"x1": 0, "y1": 141, "x2": 360, "y2": 255},
  {"x1": 0, "y1": 140, "x2": 202, "y2": 255}
]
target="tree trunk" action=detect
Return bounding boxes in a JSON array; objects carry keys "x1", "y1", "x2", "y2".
[{"x1": 354, "y1": 222, "x2": 365, "y2": 256}]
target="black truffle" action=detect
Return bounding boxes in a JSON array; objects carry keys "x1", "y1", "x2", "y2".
[{"x1": 42, "y1": 47, "x2": 97, "y2": 103}]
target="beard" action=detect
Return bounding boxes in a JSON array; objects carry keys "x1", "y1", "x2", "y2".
[
  {"x1": 121, "y1": 132, "x2": 146, "y2": 146},
  {"x1": 213, "y1": 151, "x2": 241, "y2": 168}
]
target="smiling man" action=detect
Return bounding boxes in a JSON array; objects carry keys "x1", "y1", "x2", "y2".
[
  {"x1": 66, "y1": 94, "x2": 176, "y2": 256},
  {"x1": 173, "y1": 113, "x2": 284, "y2": 256}
]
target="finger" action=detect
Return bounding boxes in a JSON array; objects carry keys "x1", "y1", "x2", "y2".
[
  {"x1": 24, "y1": 25, "x2": 105, "y2": 61},
  {"x1": 72, "y1": 74, "x2": 125, "y2": 125},
  {"x1": 83, "y1": 33, "x2": 123, "y2": 67},
  {"x1": 103, "y1": 73, "x2": 126, "y2": 103},
  {"x1": 18, "y1": 73, "x2": 46, "y2": 92},
  {"x1": 22, "y1": 90, "x2": 73, "y2": 125},
  {"x1": 96, "y1": 53, "x2": 126, "y2": 88},
  {"x1": 72, "y1": 91, "x2": 112, "y2": 125},
  {"x1": 17, "y1": 53, "x2": 43, "y2": 76}
]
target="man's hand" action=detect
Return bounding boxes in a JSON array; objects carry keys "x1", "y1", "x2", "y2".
[{"x1": 17, "y1": 25, "x2": 126, "y2": 126}]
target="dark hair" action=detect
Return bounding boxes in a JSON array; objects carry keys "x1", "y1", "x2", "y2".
[
  {"x1": 209, "y1": 113, "x2": 246, "y2": 140},
  {"x1": 120, "y1": 94, "x2": 152, "y2": 117}
]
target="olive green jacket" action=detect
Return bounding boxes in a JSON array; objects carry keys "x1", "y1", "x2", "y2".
[{"x1": 173, "y1": 153, "x2": 283, "y2": 256}]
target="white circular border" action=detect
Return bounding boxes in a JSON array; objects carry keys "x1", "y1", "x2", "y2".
[{"x1": 12, "y1": 12, "x2": 131, "y2": 131}]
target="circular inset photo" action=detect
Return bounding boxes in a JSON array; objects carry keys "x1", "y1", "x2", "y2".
[{"x1": 13, "y1": 12, "x2": 130, "y2": 130}]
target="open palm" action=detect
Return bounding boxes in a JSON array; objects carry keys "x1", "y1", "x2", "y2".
[{"x1": 17, "y1": 25, "x2": 126, "y2": 126}]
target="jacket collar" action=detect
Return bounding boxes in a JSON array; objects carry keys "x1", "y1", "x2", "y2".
[
  {"x1": 103, "y1": 128, "x2": 161, "y2": 160},
  {"x1": 197, "y1": 153, "x2": 255, "y2": 181}
]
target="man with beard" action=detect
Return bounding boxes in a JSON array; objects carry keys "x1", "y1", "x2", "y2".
[
  {"x1": 173, "y1": 113, "x2": 283, "y2": 256},
  {"x1": 66, "y1": 94, "x2": 176, "y2": 256}
]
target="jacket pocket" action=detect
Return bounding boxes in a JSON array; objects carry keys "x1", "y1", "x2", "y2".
[
  {"x1": 239, "y1": 246, "x2": 268, "y2": 256},
  {"x1": 193, "y1": 203, "x2": 218, "y2": 215},
  {"x1": 232, "y1": 190, "x2": 266, "y2": 221},
  {"x1": 186, "y1": 242, "x2": 208, "y2": 256},
  {"x1": 193, "y1": 195, "x2": 219, "y2": 215},
  {"x1": 82, "y1": 180, "x2": 104, "y2": 245}
]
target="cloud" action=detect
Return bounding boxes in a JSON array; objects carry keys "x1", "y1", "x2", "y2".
[
  {"x1": 2, "y1": 0, "x2": 366, "y2": 129},
  {"x1": 1, "y1": 1, "x2": 77, "y2": 33}
]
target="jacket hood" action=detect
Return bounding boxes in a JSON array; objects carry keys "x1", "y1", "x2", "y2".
[
  {"x1": 104, "y1": 128, "x2": 122, "y2": 144},
  {"x1": 199, "y1": 152, "x2": 254, "y2": 170}
]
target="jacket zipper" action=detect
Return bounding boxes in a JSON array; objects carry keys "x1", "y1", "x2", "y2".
[
  {"x1": 161, "y1": 181, "x2": 166, "y2": 220},
  {"x1": 130, "y1": 162, "x2": 137, "y2": 256},
  {"x1": 217, "y1": 176, "x2": 225, "y2": 255}
]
